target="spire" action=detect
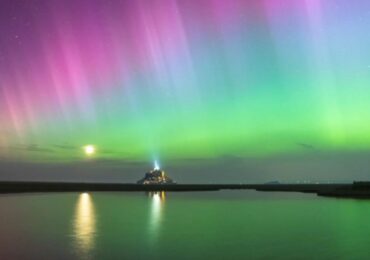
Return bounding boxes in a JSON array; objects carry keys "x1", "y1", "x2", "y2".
[{"x1": 154, "y1": 160, "x2": 160, "y2": 170}]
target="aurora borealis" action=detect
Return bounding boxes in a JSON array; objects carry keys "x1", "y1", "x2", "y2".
[{"x1": 1, "y1": 0, "x2": 370, "y2": 181}]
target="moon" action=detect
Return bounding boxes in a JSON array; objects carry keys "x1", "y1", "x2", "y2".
[{"x1": 84, "y1": 145, "x2": 95, "y2": 156}]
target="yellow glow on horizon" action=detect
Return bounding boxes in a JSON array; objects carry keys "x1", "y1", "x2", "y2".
[{"x1": 84, "y1": 145, "x2": 95, "y2": 156}]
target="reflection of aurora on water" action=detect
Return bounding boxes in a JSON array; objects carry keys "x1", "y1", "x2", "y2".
[
  {"x1": 148, "y1": 192, "x2": 166, "y2": 242},
  {"x1": 73, "y1": 193, "x2": 96, "y2": 259}
]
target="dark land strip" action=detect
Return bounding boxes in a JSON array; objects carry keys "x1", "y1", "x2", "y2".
[{"x1": 1, "y1": 181, "x2": 370, "y2": 198}]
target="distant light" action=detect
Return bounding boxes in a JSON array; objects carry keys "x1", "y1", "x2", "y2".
[
  {"x1": 154, "y1": 160, "x2": 160, "y2": 170},
  {"x1": 84, "y1": 145, "x2": 95, "y2": 156}
]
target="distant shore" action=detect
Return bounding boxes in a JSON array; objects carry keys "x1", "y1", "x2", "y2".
[{"x1": 1, "y1": 181, "x2": 370, "y2": 198}]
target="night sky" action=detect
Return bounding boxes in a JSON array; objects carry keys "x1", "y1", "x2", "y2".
[{"x1": 1, "y1": 0, "x2": 370, "y2": 183}]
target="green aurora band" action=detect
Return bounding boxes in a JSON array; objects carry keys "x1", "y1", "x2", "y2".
[{"x1": 1, "y1": 1, "x2": 370, "y2": 169}]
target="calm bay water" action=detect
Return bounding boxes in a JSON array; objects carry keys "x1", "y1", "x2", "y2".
[{"x1": 0, "y1": 191, "x2": 370, "y2": 259}]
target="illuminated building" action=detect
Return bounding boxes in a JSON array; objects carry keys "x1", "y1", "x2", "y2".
[{"x1": 137, "y1": 168, "x2": 175, "y2": 184}]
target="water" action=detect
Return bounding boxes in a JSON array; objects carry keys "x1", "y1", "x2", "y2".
[{"x1": 0, "y1": 191, "x2": 369, "y2": 259}]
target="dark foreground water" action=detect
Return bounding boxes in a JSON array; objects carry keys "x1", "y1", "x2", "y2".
[{"x1": 0, "y1": 191, "x2": 369, "y2": 259}]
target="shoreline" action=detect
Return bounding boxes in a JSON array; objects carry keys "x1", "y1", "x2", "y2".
[{"x1": 1, "y1": 181, "x2": 370, "y2": 198}]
